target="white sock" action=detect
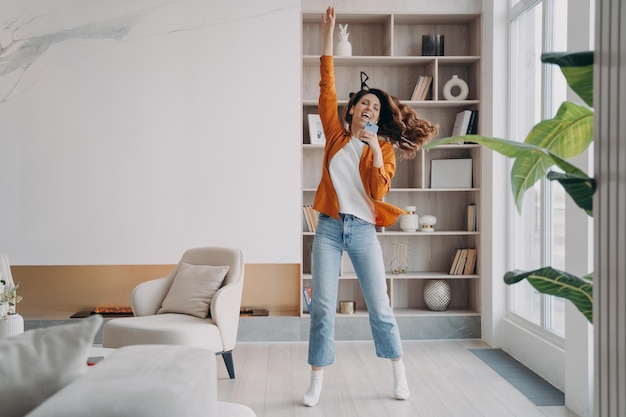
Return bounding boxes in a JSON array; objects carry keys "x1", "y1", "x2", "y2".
[
  {"x1": 303, "y1": 369, "x2": 324, "y2": 407},
  {"x1": 392, "y1": 359, "x2": 410, "y2": 400}
]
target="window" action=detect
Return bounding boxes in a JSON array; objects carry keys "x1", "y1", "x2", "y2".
[{"x1": 509, "y1": 0, "x2": 568, "y2": 336}]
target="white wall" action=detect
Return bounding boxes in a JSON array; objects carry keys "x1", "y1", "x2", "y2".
[{"x1": 0, "y1": 0, "x2": 302, "y2": 265}]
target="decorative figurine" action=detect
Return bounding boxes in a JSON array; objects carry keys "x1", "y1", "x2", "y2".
[
  {"x1": 419, "y1": 214, "x2": 437, "y2": 232},
  {"x1": 399, "y1": 206, "x2": 419, "y2": 232}
]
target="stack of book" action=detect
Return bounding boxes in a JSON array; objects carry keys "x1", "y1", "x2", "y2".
[
  {"x1": 448, "y1": 248, "x2": 477, "y2": 275},
  {"x1": 451, "y1": 109, "x2": 479, "y2": 138},
  {"x1": 302, "y1": 206, "x2": 319, "y2": 232},
  {"x1": 410, "y1": 75, "x2": 433, "y2": 101}
]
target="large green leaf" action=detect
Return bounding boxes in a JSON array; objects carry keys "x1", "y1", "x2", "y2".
[
  {"x1": 545, "y1": 150, "x2": 595, "y2": 215},
  {"x1": 546, "y1": 150, "x2": 588, "y2": 176},
  {"x1": 504, "y1": 267, "x2": 593, "y2": 322},
  {"x1": 510, "y1": 101, "x2": 593, "y2": 211},
  {"x1": 542, "y1": 51, "x2": 594, "y2": 107},
  {"x1": 424, "y1": 135, "x2": 551, "y2": 159},
  {"x1": 547, "y1": 171, "x2": 595, "y2": 215}
]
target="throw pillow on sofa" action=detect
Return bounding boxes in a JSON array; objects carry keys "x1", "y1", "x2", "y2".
[
  {"x1": 0, "y1": 314, "x2": 103, "y2": 417},
  {"x1": 157, "y1": 263, "x2": 228, "y2": 318}
]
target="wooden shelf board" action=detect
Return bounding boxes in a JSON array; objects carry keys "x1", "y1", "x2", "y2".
[
  {"x1": 302, "y1": 55, "x2": 480, "y2": 66},
  {"x1": 302, "y1": 99, "x2": 481, "y2": 108},
  {"x1": 393, "y1": 307, "x2": 480, "y2": 317},
  {"x1": 377, "y1": 230, "x2": 479, "y2": 236},
  {"x1": 300, "y1": 308, "x2": 480, "y2": 318},
  {"x1": 340, "y1": 272, "x2": 479, "y2": 280},
  {"x1": 303, "y1": 12, "x2": 480, "y2": 24},
  {"x1": 388, "y1": 188, "x2": 480, "y2": 192}
]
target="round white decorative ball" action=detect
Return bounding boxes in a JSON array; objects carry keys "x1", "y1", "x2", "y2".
[
  {"x1": 442, "y1": 75, "x2": 469, "y2": 100},
  {"x1": 423, "y1": 280, "x2": 451, "y2": 311}
]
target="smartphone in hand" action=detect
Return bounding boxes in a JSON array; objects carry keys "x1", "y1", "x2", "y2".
[{"x1": 364, "y1": 121, "x2": 379, "y2": 134}]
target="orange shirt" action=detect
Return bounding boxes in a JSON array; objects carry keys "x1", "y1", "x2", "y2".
[{"x1": 312, "y1": 56, "x2": 405, "y2": 227}]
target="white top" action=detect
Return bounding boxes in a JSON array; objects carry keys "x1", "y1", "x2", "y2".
[{"x1": 328, "y1": 137, "x2": 375, "y2": 224}]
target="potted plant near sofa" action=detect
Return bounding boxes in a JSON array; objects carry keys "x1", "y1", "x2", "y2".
[
  {"x1": 0, "y1": 277, "x2": 24, "y2": 337},
  {"x1": 424, "y1": 51, "x2": 595, "y2": 322}
]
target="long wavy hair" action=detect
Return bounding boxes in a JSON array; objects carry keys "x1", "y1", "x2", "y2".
[{"x1": 343, "y1": 88, "x2": 439, "y2": 159}]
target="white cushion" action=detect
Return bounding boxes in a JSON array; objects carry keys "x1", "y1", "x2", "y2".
[
  {"x1": 0, "y1": 314, "x2": 102, "y2": 417},
  {"x1": 157, "y1": 263, "x2": 228, "y2": 318},
  {"x1": 26, "y1": 345, "x2": 218, "y2": 417},
  {"x1": 103, "y1": 313, "x2": 223, "y2": 351}
]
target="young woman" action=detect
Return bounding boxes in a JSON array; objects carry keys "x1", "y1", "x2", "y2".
[{"x1": 304, "y1": 6, "x2": 439, "y2": 407}]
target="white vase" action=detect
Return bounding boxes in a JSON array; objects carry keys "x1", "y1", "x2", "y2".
[
  {"x1": 419, "y1": 214, "x2": 437, "y2": 232},
  {"x1": 442, "y1": 75, "x2": 469, "y2": 100},
  {"x1": 0, "y1": 313, "x2": 24, "y2": 338},
  {"x1": 399, "y1": 206, "x2": 419, "y2": 232}
]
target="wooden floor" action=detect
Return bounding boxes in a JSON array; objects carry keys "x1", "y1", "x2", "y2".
[{"x1": 217, "y1": 340, "x2": 581, "y2": 417}]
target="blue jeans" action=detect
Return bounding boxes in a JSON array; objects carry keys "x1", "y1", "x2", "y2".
[{"x1": 308, "y1": 213, "x2": 403, "y2": 367}]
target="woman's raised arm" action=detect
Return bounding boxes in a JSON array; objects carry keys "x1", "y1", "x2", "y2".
[{"x1": 321, "y1": 6, "x2": 335, "y2": 56}]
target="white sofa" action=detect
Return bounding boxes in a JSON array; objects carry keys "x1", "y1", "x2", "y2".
[{"x1": 0, "y1": 315, "x2": 255, "y2": 417}]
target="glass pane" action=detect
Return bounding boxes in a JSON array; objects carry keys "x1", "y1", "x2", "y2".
[
  {"x1": 511, "y1": 6, "x2": 542, "y2": 142},
  {"x1": 550, "y1": 296, "x2": 566, "y2": 335},
  {"x1": 512, "y1": 184, "x2": 542, "y2": 325},
  {"x1": 551, "y1": 175, "x2": 566, "y2": 270},
  {"x1": 513, "y1": 280, "x2": 541, "y2": 324},
  {"x1": 547, "y1": 0, "x2": 568, "y2": 335},
  {"x1": 549, "y1": 175, "x2": 566, "y2": 335},
  {"x1": 510, "y1": 4, "x2": 542, "y2": 325}
]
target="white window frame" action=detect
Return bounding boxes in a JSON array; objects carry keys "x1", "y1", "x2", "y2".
[{"x1": 507, "y1": 0, "x2": 566, "y2": 346}]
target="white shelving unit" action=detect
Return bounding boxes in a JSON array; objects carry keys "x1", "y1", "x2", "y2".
[{"x1": 301, "y1": 12, "x2": 482, "y2": 320}]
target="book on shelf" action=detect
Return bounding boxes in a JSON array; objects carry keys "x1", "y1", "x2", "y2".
[
  {"x1": 448, "y1": 247, "x2": 477, "y2": 275},
  {"x1": 302, "y1": 286, "x2": 312, "y2": 312},
  {"x1": 455, "y1": 248, "x2": 469, "y2": 274},
  {"x1": 410, "y1": 76, "x2": 424, "y2": 101},
  {"x1": 463, "y1": 248, "x2": 477, "y2": 275},
  {"x1": 451, "y1": 109, "x2": 473, "y2": 138},
  {"x1": 466, "y1": 110, "x2": 479, "y2": 135},
  {"x1": 466, "y1": 203, "x2": 477, "y2": 231},
  {"x1": 410, "y1": 75, "x2": 432, "y2": 101},
  {"x1": 448, "y1": 248, "x2": 462, "y2": 274},
  {"x1": 302, "y1": 205, "x2": 318, "y2": 232},
  {"x1": 418, "y1": 76, "x2": 432, "y2": 100},
  {"x1": 302, "y1": 206, "x2": 312, "y2": 232}
]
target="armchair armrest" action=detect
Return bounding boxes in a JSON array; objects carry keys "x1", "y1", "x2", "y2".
[
  {"x1": 130, "y1": 277, "x2": 171, "y2": 316},
  {"x1": 210, "y1": 277, "x2": 244, "y2": 352}
]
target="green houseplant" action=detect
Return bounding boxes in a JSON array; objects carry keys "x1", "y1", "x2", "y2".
[{"x1": 424, "y1": 51, "x2": 595, "y2": 322}]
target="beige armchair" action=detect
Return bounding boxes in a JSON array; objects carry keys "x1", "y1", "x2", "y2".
[{"x1": 102, "y1": 247, "x2": 244, "y2": 379}]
